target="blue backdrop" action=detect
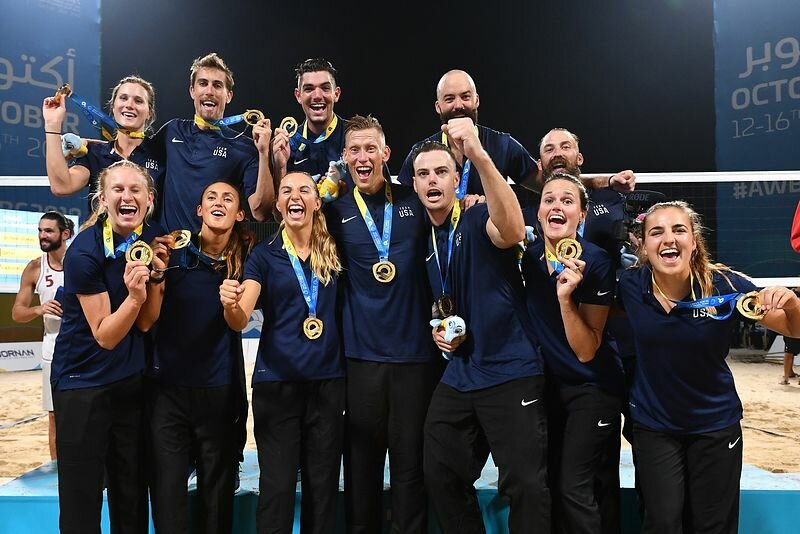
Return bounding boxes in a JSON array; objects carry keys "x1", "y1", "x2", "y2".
[{"x1": 0, "y1": 0, "x2": 101, "y2": 176}]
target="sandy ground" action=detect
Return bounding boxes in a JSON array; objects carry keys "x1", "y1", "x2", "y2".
[{"x1": 1, "y1": 358, "x2": 799, "y2": 484}]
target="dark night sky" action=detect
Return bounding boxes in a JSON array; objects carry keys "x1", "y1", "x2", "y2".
[{"x1": 100, "y1": 0, "x2": 714, "y2": 176}]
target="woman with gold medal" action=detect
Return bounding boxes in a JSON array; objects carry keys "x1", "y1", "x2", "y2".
[
  {"x1": 616, "y1": 200, "x2": 800, "y2": 533},
  {"x1": 50, "y1": 160, "x2": 160, "y2": 533},
  {"x1": 136, "y1": 180, "x2": 254, "y2": 533},
  {"x1": 220, "y1": 171, "x2": 344, "y2": 533},
  {"x1": 521, "y1": 172, "x2": 624, "y2": 532}
]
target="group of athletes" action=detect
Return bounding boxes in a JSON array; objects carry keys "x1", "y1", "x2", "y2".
[{"x1": 13, "y1": 52, "x2": 800, "y2": 534}]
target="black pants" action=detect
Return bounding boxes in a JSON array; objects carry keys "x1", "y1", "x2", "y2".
[
  {"x1": 548, "y1": 384, "x2": 621, "y2": 534},
  {"x1": 146, "y1": 380, "x2": 236, "y2": 534},
  {"x1": 344, "y1": 359, "x2": 443, "y2": 534},
  {"x1": 632, "y1": 421, "x2": 742, "y2": 534},
  {"x1": 253, "y1": 378, "x2": 345, "y2": 534},
  {"x1": 424, "y1": 376, "x2": 550, "y2": 534},
  {"x1": 53, "y1": 373, "x2": 148, "y2": 534}
]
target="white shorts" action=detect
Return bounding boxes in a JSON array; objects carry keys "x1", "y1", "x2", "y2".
[{"x1": 42, "y1": 362, "x2": 54, "y2": 412}]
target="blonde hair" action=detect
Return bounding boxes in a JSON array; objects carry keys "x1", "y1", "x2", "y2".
[
  {"x1": 276, "y1": 172, "x2": 341, "y2": 285},
  {"x1": 106, "y1": 75, "x2": 156, "y2": 132},
  {"x1": 638, "y1": 201, "x2": 745, "y2": 306},
  {"x1": 81, "y1": 160, "x2": 156, "y2": 231},
  {"x1": 190, "y1": 52, "x2": 234, "y2": 90}
]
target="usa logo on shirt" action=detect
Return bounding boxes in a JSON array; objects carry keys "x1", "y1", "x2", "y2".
[
  {"x1": 144, "y1": 159, "x2": 159, "y2": 171},
  {"x1": 455, "y1": 232, "x2": 462, "y2": 247},
  {"x1": 213, "y1": 146, "x2": 228, "y2": 158},
  {"x1": 398, "y1": 206, "x2": 414, "y2": 218}
]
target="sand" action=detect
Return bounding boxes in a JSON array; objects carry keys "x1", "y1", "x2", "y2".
[{"x1": 2, "y1": 358, "x2": 799, "y2": 484}]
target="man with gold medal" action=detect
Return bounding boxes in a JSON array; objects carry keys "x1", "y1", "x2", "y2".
[
  {"x1": 411, "y1": 117, "x2": 549, "y2": 533},
  {"x1": 324, "y1": 115, "x2": 442, "y2": 534}
]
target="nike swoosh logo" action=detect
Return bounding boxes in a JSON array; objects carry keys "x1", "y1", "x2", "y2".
[
  {"x1": 341, "y1": 216, "x2": 358, "y2": 224},
  {"x1": 728, "y1": 437, "x2": 741, "y2": 449},
  {"x1": 597, "y1": 420, "x2": 611, "y2": 427},
  {"x1": 521, "y1": 399, "x2": 539, "y2": 406},
  {"x1": 294, "y1": 157, "x2": 309, "y2": 164},
  {"x1": 171, "y1": 137, "x2": 184, "y2": 143},
  {"x1": 426, "y1": 252, "x2": 435, "y2": 262},
  {"x1": 597, "y1": 290, "x2": 611, "y2": 296}
]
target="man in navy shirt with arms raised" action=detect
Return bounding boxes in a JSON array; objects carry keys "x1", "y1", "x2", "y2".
[{"x1": 411, "y1": 120, "x2": 549, "y2": 533}]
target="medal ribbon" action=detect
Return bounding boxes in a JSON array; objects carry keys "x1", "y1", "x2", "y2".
[
  {"x1": 652, "y1": 271, "x2": 741, "y2": 321},
  {"x1": 184, "y1": 233, "x2": 226, "y2": 268},
  {"x1": 441, "y1": 126, "x2": 478, "y2": 200},
  {"x1": 102, "y1": 219, "x2": 143, "y2": 259},
  {"x1": 292, "y1": 115, "x2": 339, "y2": 152},
  {"x1": 353, "y1": 182, "x2": 393, "y2": 263},
  {"x1": 430, "y1": 201, "x2": 462, "y2": 295},
  {"x1": 282, "y1": 229, "x2": 319, "y2": 318},
  {"x1": 66, "y1": 91, "x2": 145, "y2": 142}
]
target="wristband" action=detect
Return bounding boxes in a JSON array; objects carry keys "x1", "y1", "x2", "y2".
[
  {"x1": 149, "y1": 273, "x2": 166, "y2": 284},
  {"x1": 45, "y1": 131, "x2": 62, "y2": 135}
]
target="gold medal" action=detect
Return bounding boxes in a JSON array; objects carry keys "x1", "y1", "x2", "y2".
[
  {"x1": 54, "y1": 83, "x2": 72, "y2": 103},
  {"x1": 372, "y1": 261, "x2": 396, "y2": 283},
  {"x1": 169, "y1": 229, "x2": 191, "y2": 249},
  {"x1": 556, "y1": 238, "x2": 582, "y2": 260},
  {"x1": 125, "y1": 241, "x2": 153, "y2": 265},
  {"x1": 436, "y1": 294, "x2": 455, "y2": 317},
  {"x1": 736, "y1": 291, "x2": 767, "y2": 320},
  {"x1": 243, "y1": 109, "x2": 265, "y2": 126},
  {"x1": 303, "y1": 317, "x2": 324, "y2": 340},
  {"x1": 280, "y1": 116, "x2": 299, "y2": 136}
]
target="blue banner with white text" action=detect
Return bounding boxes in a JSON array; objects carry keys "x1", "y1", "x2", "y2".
[
  {"x1": 714, "y1": 0, "x2": 800, "y2": 277},
  {"x1": 0, "y1": 0, "x2": 101, "y2": 175}
]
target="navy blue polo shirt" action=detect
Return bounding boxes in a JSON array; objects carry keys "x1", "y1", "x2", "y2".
[
  {"x1": 244, "y1": 233, "x2": 344, "y2": 382},
  {"x1": 425, "y1": 203, "x2": 542, "y2": 391},
  {"x1": 521, "y1": 236, "x2": 623, "y2": 392},
  {"x1": 617, "y1": 266, "x2": 756, "y2": 433},
  {"x1": 152, "y1": 119, "x2": 258, "y2": 232},
  {"x1": 585, "y1": 187, "x2": 626, "y2": 266},
  {"x1": 325, "y1": 183, "x2": 438, "y2": 363},
  {"x1": 397, "y1": 124, "x2": 537, "y2": 195},
  {"x1": 148, "y1": 243, "x2": 241, "y2": 387},
  {"x1": 70, "y1": 139, "x2": 164, "y2": 213},
  {"x1": 287, "y1": 115, "x2": 354, "y2": 189},
  {"x1": 52, "y1": 219, "x2": 162, "y2": 390}
]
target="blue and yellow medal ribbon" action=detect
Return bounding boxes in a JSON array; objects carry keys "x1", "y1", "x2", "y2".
[
  {"x1": 353, "y1": 182, "x2": 393, "y2": 264},
  {"x1": 282, "y1": 229, "x2": 319, "y2": 318},
  {"x1": 292, "y1": 115, "x2": 339, "y2": 152},
  {"x1": 430, "y1": 201, "x2": 462, "y2": 295},
  {"x1": 102, "y1": 219, "x2": 143, "y2": 259},
  {"x1": 64, "y1": 90, "x2": 144, "y2": 142}
]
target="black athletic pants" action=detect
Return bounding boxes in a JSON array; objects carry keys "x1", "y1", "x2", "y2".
[
  {"x1": 424, "y1": 376, "x2": 550, "y2": 534},
  {"x1": 53, "y1": 373, "x2": 148, "y2": 534},
  {"x1": 252, "y1": 378, "x2": 345, "y2": 534},
  {"x1": 146, "y1": 380, "x2": 236, "y2": 534},
  {"x1": 632, "y1": 421, "x2": 742, "y2": 534},
  {"x1": 548, "y1": 383, "x2": 621, "y2": 534},
  {"x1": 344, "y1": 359, "x2": 443, "y2": 534}
]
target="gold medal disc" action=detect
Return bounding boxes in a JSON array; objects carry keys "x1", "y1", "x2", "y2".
[
  {"x1": 280, "y1": 116, "x2": 299, "y2": 136},
  {"x1": 125, "y1": 241, "x2": 153, "y2": 265},
  {"x1": 736, "y1": 291, "x2": 767, "y2": 320},
  {"x1": 54, "y1": 83, "x2": 72, "y2": 102},
  {"x1": 243, "y1": 109, "x2": 265, "y2": 126},
  {"x1": 169, "y1": 229, "x2": 192, "y2": 249},
  {"x1": 303, "y1": 317, "x2": 324, "y2": 340},
  {"x1": 556, "y1": 238, "x2": 582, "y2": 260},
  {"x1": 372, "y1": 261, "x2": 396, "y2": 283},
  {"x1": 436, "y1": 294, "x2": 455, "y2": 317}
]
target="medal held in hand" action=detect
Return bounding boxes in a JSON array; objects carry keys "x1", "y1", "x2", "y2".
[
  {"x1": 555, "y1": 238, "x2": 582, "y2": 260},
  {"x1": 169, "y1": 230, "x2": 192, "y2": 249},
  {"x1": 125, "y1": 241, "x2": 153, "y2": 265},
  {"x1": 736, "y1": 291, "x2": 767, "y2": 321},
  {"x1": 280, "y1": 116, "x2": 299, "y2": 137}
]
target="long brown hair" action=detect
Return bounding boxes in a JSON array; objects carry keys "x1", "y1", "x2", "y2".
[
  {"x1": 275, "y1": 172, "x2": 341, "y2": 285},
  {"x1": 638, "y1": 201, "x2": 744, "y2": 299},
  {"x1": 81, "y1": 160, "x2": 155, "y2": 231},
  {"x1": 199, "y1": 182, "x2": 254, "y2": 280}
]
